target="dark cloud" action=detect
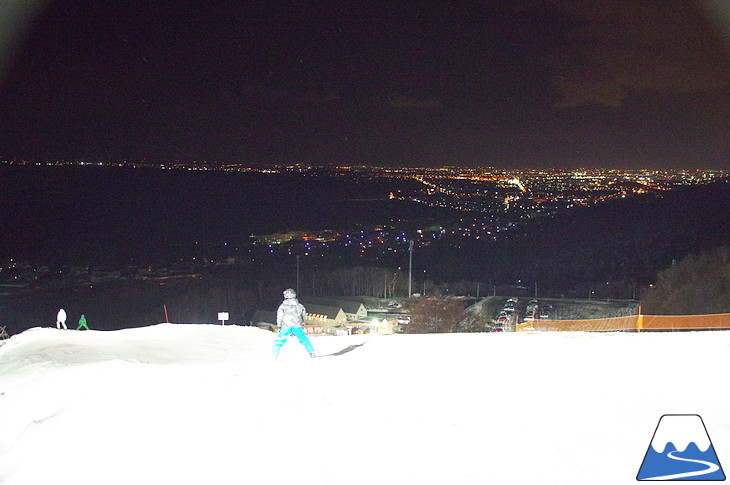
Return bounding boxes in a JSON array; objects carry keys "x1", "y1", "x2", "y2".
[
  {"x1": 291, "y1": 91, "x2": 342, "y2": 107},
  {"x1": 0, "y1": 0, "x2": 48, "y2": 85},
  {"x1": 386, "y1": 95, "x2": 442, "y2": 110},
  {"x1": 0, "y1": 1, "x2": 728, "y2": 168},
  {"x1": 547, "y1": 0, "x2": 730, "y2": 107},
  {"x1": 700, "y1": 0, "x2": 730, "y2": 49}
]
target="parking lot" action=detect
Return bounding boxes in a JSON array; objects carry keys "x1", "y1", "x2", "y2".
[{"x1": 488, "y1": 297, "x2": 639, "y2": 331}]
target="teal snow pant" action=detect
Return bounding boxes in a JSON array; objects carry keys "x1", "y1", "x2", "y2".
[{"x1": 272, "y1": 326, "x2": 314, "y2": 357}]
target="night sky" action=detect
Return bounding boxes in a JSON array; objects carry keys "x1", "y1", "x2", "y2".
[{"x1": 1, "y1": 0, "x2": 730, "y2": 168}]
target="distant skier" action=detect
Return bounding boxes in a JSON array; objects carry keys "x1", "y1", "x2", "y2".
[
  {"x1": 272, "y1": 288, "x2": 315, "y2": 359},
  {"x1": 77, "y1": 314, "x2": 89, "y2": 331},
  {"x1": 56, "y1": 308, "x2": 67, "y2": 330}
]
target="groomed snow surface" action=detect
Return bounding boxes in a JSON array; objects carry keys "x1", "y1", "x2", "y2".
[{"x1": 1, "y1": 324, "x2": 730, "y2": 485}]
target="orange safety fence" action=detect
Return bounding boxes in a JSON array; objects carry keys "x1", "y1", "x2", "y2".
[
  {"x1": 516, "y1": 315, "x2": 637, "y2": 332},
  {"x1": 515, "y1": 312, "x2": 730, "y2": 332},
  {"x1": 639, "y1": 313, "x2": 730, "y2": 331}
]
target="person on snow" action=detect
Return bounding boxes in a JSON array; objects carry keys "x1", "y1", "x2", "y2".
[
  {"x1": 272, "y1": 288, "x2": 315, "y2": 359},
  {"x1": 56, "y1": 308, "x2": 67, "y2": 330},
  {"x1": 77, "y1": 314, "x2": 89, "y2": 331}
]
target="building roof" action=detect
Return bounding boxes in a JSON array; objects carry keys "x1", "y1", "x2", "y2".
[
  {"x1": 301, "y1": 297, "x2": 367, "y2": 316},
  {"x1": 303, "y1": 303, "x2": 347, "y2": 321}
]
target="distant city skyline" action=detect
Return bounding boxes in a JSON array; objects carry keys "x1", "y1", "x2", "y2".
[
  {"x1": 4, "y1": 158, "x2": 729, "y2": 174},
  {"x1": 1, "y1": 1, "x2": 730, "y2": 169}
]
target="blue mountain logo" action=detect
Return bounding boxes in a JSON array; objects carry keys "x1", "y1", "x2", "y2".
[{"x1": 637, "y1": 414, "x2": 725, "y2": 481}]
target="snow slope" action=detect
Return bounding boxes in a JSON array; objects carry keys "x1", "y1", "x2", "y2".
[{"x1": 1, "y1": 324, "x2": 730, "y2": 484}]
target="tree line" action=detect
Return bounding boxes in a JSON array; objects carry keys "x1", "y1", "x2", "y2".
[{"x1": 641, "y1": 245, "x2": 730, "y2": 315}]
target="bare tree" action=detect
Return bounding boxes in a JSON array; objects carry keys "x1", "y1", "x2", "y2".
[{"x1": 402, "y1": 297, "x2": 468, "y2": 333}]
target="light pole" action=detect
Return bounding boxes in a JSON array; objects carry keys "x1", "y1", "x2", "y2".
[{"x1": 408, "y1": 239, "x2": 413, "y2": 297}]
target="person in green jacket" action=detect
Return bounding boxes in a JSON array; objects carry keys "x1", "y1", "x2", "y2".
[{"x1": 77, "y1": 314, "x2": 89, "y2": 330}]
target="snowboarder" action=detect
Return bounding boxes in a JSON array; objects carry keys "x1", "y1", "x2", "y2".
[
  {"x1": 56, "y1": 308, "x2": 67, "y2": 330},
  {"x1": 272, "y1": 288, "x2": 315, "y2": 359},
  {"x1": 77, "y1": 314, "x2": 89, "y2": 331}
]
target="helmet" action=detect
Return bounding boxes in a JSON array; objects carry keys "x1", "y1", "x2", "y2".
[{"x1": 283, "y1": 288, "x2": 296, "y2": 299}]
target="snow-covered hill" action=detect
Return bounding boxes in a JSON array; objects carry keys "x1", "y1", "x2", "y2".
[{"x1": 1, "y1": 324, "x2": 730, "y2": 484}]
